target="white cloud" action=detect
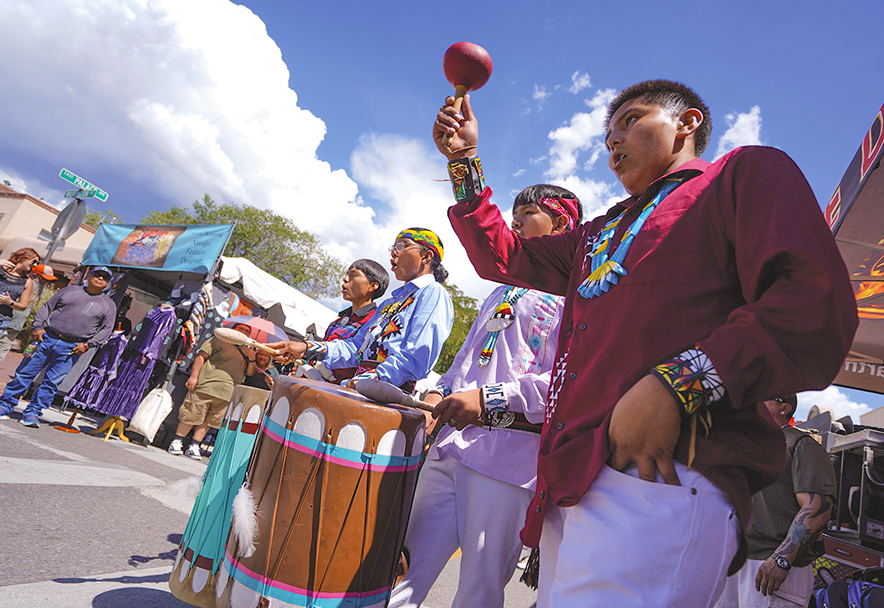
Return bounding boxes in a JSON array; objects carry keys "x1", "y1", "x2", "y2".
[
  {"x1": 714, "y1": 105, "x2": 763, "y2": 160},
  {"x1": 350, "y1": 134, "x2": 497, "y2": 302},
  {"x1": 0, "y1": 0, "x2": 363, "y2": 266},
  {"x1": 545, "y1": 88, "x2": 617, "y2": 182},
  {"x1": 533, "y1": 84, "x2": 551, "y2": 110},
  {"x1": 568, "y1": 71, "x2": 591, "y2": 94},
  {"x1": 797, "y1": 386, "x2": 873, "y2": 424}
]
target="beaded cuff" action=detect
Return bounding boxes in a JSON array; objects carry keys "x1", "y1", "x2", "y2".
[
  {"x1": 351, "y1": 369, "x2": 378, "y2": 384},
  {"x1": 447, "y1": 156, "x2": 486, "y2": 202},
  {"x1": 304, "y1": 341, "x2": 328, "y2": 361},
  {"x1": 428, "y1": 385, "x2": 452, "y2": 399},
  {"x1": 650, "y1": 347, "x2": 725, "y2": 418},
  {"x1": 481, "y1": 382, "x2": 507, "y2": 413}
]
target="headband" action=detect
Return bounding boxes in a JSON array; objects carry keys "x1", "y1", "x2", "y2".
[
  {"x1": 536, "y1": 197, "x2": 580, "y2": 231},
  {"x1": 396, "y1": 229, "x2": 444, "y2": 261}
]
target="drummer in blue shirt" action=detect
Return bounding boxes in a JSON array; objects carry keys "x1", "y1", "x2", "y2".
[{"x1": 270, "y1": 228, "x2": 454, "y2": 392}]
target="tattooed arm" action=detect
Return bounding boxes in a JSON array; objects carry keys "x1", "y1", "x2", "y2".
[{"x1": 755, "y1": 491, "x2": 834, "y2": 596}]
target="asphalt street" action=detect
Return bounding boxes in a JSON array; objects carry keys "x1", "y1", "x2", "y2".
[{"x1": 0, "y1": 353, "x2": 537, "y2": 607}]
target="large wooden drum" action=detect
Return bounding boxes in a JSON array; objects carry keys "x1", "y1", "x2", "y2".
[
  {"x1": 216, "y1": 376, "x2": 426, "y2": 608},
  {"x1": 170, "y1": 385, "x2": 271, "y2": 608}
]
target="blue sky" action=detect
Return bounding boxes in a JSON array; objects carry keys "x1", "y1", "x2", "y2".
[{"x1": 1, "y1": 0, "x2": 883, "y2": 420}]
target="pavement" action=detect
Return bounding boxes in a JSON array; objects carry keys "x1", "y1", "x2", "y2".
[{"x1": 0, "y1": 352, "x2": 538, "y2": 607}]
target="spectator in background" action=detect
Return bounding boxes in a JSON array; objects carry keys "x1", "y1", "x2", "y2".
[
  {"x1": 0, "y1": 249, "x2": 42, "y2": 356},
  {"x1": 243, "y1": 350, "x2": 279, "y2": 391},
  {"x1": 714, "y1": 395, "x2": 836, "y2": 608},
  {"x1": 168, "y1": 323, "x2": 256, "y2": 460},
  {"x1": 0, "y1": 266, "x2": 116, "y2": 428}
]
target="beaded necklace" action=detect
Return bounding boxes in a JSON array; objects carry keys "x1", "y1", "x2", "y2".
[
  {"x1": 478, "y1": 286, "x2": 529, "y2": 367},
  {"x1": 577, "y1": 178, "x2": 683, "y2": 299},
  {"x1": 355, "y1": 283, "x2": 418, "y2": 365}
]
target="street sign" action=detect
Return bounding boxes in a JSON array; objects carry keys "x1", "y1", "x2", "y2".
[
  {"x1": 59, "y1": 168, "x2": 108, "y2": 202},
  {"x1": 64, "y1": 189, "x2": 96, "y2": 199}
]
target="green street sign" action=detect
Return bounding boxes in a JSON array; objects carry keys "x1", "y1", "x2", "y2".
[
  {"x1": 59, "y1": 168, "x2": 108, "y2": 202},
  {"x1": 64, "y1": 189, "x2": 96, "y2": 199}
]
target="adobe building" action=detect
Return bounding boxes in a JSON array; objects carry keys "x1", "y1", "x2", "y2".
[{"x1": 0, "y1": 182, "x2": 96, "y2": 278}]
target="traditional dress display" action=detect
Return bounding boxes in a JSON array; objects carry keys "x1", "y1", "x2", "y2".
[
  {"x1": 62, "y1": 332, "x2": 128, "y2": 410},
  {"x1": 95, "y1": 304, "x2": 180, "y2": 418},
  {"x1": 389, "y1": 286, "x2": 563, "y2": 608}
]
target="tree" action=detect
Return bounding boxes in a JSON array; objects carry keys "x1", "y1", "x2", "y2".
[
  {"x1": 142, "y1": 195, "x2": 345, "y2": 298},
  {"x1": 83, "y1": 208, "x2": 123, "y2": 229},
  {"x1": 434, "y1": 283, "x2": 480, "y2": 374}
]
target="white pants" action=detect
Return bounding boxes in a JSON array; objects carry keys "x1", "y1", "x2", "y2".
[
  {"x1": 538, "y1": 463, "x2": 740, "y2": 608},
  {"x1": 714, "y1": 559, "x2": 814, "y2": 608},
  {"x1": 388, "y1": 452, "x2": 533, "y2": 608}
]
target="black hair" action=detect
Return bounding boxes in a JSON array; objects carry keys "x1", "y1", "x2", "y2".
[
  {"x1": 349, "y1": 258, "x2": 389, "y2": 300},
  {"x1": 605, "y1": 79, "x2": 712, "y2": 156},
  {"x1": 513, "y1": 184, "x2": 584, "y2": 226},
  {"x1": 406, "y1": 226, "x2": 448, "y2": 283}
]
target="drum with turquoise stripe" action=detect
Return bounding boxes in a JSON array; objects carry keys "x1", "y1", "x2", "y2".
[
  {"x1": 215, "y1": 376, "x2": 426, "y2": 608},
  {"x1": 170, "y1": 384, "x2": 271, "y2": 608}
]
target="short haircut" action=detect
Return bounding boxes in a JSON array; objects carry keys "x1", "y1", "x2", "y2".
[
  {"x1": 513, "y1": 184, "x2": 584, "y2": 225},
  {"x1": 9, "y1": 247, "x2": 39, "y2": 265},
  {"x1": 778, "y1": 394, "x2": 798, "y2": 418},
  {"x1": 605, "y1": 79, "x2": 712, "y2": 156},
  {"x1": 349, "y1": 258, "x2": 389, "y2": 300}
]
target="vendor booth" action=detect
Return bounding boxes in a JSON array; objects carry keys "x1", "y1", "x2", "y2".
[
  {"x1": 55, "y1": 223, "x2": 336, "y2": 446},
  {"x1": 804, "y1": 102, "x2": 884, "y2": 590}
]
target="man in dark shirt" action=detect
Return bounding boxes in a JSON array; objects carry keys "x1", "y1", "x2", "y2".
[
  {"x1": 0, "y1": 266, "x2": 116, "y2": 428},
  {"x1": 715, "y1": 395, "x2": 836, "y2": 608}
]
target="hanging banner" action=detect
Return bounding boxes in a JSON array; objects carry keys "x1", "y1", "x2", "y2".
[
  {"x1": 81, "y1": 224, "x2": 234, "y2": 274},
  {"x1": 827, "y1": 101, "x2": 884, "y2": 393}
]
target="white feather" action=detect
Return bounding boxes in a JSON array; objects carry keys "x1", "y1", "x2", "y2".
[{"x1": 231, "y1": 483, "x2": 259, "y2": 558}]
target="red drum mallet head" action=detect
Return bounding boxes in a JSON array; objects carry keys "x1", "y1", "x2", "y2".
[{"x1": 443, "y1": 42, "x2": 493, "y2": 94}]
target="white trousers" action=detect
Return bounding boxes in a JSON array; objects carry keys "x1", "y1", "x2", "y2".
[
  {"x1": 714, "y1": 559, "x2": 814, "y2": 608},
  {"x1": 388, "y1": 452, "x2": 533, "y2": 608},
  {"x1": 538, "y1": 463, "x2": 740, "y2": 608}
]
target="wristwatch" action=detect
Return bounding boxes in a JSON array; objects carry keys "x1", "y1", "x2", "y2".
[{"x1": 771, "y1": 553, "x2": 791, "y2": 571}]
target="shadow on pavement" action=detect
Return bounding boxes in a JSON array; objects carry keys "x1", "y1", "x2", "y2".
[
  {"x1": 53, "y1": 572, "x2": 170, "y2": 585},
  {"x1": 93, "y1": 587, "x2": 190, "y2": 607}
]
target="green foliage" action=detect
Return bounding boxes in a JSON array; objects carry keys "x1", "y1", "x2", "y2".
[
  {"x1": 83, "y1": 208, "x2": 123, "y2": 228},
  {"x1": 434, "y1": 283, "x2": 480, "y2": 375},
  {"x1": 141, "y1": 195, "x2": 346, "y2": 298}
]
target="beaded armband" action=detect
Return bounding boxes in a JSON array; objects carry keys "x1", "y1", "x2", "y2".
[
  {"x1": 304, "y1": 341, "x2": 328, "y2": 361},
  {"x1": 427, "y1": 385, "x2": 452, "y2": 399},
  {"x1": 649, "y1": 347, "x2": 725, "y2": 418},
  {"x1": 482, "y1": 383, "x2": 514, "y2": 428},
  {"x1": 447, "y1": 156, "x2": 486, "y2": 203}
]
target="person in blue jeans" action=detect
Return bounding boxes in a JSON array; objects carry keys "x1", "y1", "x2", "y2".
[{"x1": 0, "y1": 267, "x2": 116, "y2": 428}]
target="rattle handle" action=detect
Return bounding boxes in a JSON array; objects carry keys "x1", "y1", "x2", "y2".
[
  {"x1": 443, "y1": 85, "x2": 469, "y2": 149},
  {"x1": 247, "y1": 339, "x2": 280, "y2": 356}
]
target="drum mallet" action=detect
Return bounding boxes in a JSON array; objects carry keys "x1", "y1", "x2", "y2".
[
  {"x1": 355, "y1": 378, "x2": 435, "y2": 413},
  {"x1": 214, "y1": 327, "x2": 280, "y2": 355}
]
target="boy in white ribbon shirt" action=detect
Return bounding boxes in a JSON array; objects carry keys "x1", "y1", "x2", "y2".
[{"x1": 388, "y1": 184, "x2": 581, "y2": 608}]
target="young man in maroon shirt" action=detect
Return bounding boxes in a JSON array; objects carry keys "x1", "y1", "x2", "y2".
[{"x1": 433, "y1": 80, "x2": 857, "y2": 607}]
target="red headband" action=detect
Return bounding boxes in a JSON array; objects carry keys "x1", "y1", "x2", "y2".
[{"x1": 537, "y1": 197, "x2": 580, "y2": 231}]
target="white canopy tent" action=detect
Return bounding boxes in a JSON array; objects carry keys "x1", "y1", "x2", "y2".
[{"x1": 217, "y1": 257, "x2": 337, "y2": 340}]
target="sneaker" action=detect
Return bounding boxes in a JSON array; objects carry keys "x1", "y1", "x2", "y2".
[
  {"x1": 20, "y1": 414, "x2": 39, "y2": 428},
  {"x1": 184, "y1": 443, "x2": 202, "y2": 461},
  {"x1": 167, "y1": 438, "x2": 184, "y2": 455},
  {"x1": 0, "y1": 414, "x2": 9, "y2": 421}
]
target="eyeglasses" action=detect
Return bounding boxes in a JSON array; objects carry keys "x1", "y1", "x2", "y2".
[{"x1": 388, "y1": 241, "x2": 421, "y2": 254}]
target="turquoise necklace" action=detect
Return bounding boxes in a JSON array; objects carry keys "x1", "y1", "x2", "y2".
[{"x1": 577, "y1": 178, "x2": 683, "y2": 299}]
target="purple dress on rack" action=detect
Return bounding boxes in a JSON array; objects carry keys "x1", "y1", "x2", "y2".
[
  {"x1": 94, "y1": 305, "x2": 179, "y2": 418},
  {"x1": 63, "y1": 332, "x2": 128, "y2": 410}
]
